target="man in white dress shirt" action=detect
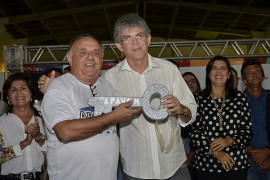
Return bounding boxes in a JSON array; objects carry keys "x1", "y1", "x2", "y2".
[{"x1": 103, "y1": 13, "x2": 197, "y2": 180}]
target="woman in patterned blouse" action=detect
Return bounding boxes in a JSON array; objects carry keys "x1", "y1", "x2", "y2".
[
  {"x1": 0, "y1": 133, "x2": 16, "y2": 164},
  {"x1": 190, "y1": 55, "x2": 253, "y2": 180},
  {"x1": 0, "y1": 72, "x2": 46, "y2": 179}
]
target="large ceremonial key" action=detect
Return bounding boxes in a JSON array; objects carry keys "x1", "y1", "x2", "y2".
[{"x1": 88, "y1": 84, "x2": 169, "y2": 120}]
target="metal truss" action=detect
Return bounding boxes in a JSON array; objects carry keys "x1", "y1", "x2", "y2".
[{"x1": 4, "y1": 39, "x2": 270, "y2": 72}]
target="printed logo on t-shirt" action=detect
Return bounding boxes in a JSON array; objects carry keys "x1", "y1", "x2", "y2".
[
  {"x1": 79, "y1": 107, "x2": 94, "y2": 118},
  {"x1": 79, "y1": 106, "x2": 116, "y2": 135}
]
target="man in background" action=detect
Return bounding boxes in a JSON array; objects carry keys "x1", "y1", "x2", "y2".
[{"x1": 241, "y1": 59, "x2": 270, "y2": 180}]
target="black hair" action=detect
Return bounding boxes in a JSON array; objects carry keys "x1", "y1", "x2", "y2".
[
  {"x1": 241, "y1": 58, "x2": 265, "y2": 80},
  {"x1": 182, "y1": 72, "x2": 201, "y2": 92},
  {"x1": 2, "y1": 72, "x2": 40, "y2": 116},
  {"x1": 202, "y1": 55, "x2": 236, "y2": 99},
  {"x1": 64, "y1": 66, "x2": 71, "y2": 72},
  {"x1": 231, "y1": 67, "x2": 238, "y2": 77}
]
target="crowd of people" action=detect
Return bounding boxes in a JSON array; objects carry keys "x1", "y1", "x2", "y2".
[{"x1": 0, "y1": 12, "x2": 269, "y2": 180}]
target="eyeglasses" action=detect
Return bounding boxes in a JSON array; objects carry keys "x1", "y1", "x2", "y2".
[
  {"x1": 90, "y1": 85, "x2": 97, "y2": 97},
  {"x1": 246, "y1": 70, "x2": 262, "y2": 77},
  {"x1": 185, "y1": 80, "x2": 196, "y2": 85},
  {"x1": 120, "y1": 33, "x2": 148, "y2": 44}
]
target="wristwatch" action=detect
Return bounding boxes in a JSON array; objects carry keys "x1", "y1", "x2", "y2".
[
  {"x1": 35, "y1": 134, "x2": 45, "y2": 142},
  {"x1": 179, "y1": 104, "x2": 188, "y2": 116}
]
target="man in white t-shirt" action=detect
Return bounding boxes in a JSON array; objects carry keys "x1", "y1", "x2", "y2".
[{"x1": 41, "y1": 34, "x2": 141, "y2": 180}]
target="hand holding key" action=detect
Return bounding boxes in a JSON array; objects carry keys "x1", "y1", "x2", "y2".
[
  {"x1": 88, "y1": 84, "x2": 169, "y2": 120},
  {"x1": 111, "y1": 100, "x2": 142, "y2": 123}
]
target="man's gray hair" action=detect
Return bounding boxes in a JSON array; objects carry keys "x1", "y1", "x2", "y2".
[{"x1": 114, "y1": 13, "x2": 151, "y2": 43}]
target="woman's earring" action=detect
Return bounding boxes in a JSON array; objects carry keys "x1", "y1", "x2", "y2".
[{"x1": 8, "y1": 101, "x2": 12, "y2": 105}]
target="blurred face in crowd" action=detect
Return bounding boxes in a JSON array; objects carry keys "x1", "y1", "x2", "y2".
[
  {"x1": 183, "y1": 74, "x2": 199, "y2": 95},
  {"x1": 67, "y1": 36, "x2": 103, "y2": 84},
  {"x1": 243, "y1": 65, "x2": 264, "y2": 87}
]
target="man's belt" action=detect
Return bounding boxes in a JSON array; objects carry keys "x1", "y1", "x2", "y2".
[{"x1": 2, "y1": 171, "x2": 41, "y2": 180}]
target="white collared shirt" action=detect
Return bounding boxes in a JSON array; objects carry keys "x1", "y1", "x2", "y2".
[
  {"x1": 103, "y1": 54, "x2": 197, "y2": 179},
  {"x1": 0, "y1": 113, "x2": 46, "y2": 175}
]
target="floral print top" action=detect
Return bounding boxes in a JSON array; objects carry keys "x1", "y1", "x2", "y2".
[{"x1": 0, "y1": 132, "x2": 16, "y2": 164}]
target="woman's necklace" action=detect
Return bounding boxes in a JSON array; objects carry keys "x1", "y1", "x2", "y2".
[{"x1": 210, "y1": 94, "x2": 226, "y2": 131}]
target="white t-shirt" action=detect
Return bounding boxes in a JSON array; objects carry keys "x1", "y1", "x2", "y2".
[
  {"x1": 103, "y1": 54, "x2": 197, "y2": 179},
  {"x1": 41, "y1": 73, "x2": 119, "y2": 180},
  {"x1": 0, "y1": 113, "x2": 46, "y2": 175}
]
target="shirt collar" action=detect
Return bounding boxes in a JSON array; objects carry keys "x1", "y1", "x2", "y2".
[
  {"x1": 244, "y1": 88, "x2": 269, "y2": 98},
  {"x1": 118, "y1": 54, "x2": 160, "y2": 73}
]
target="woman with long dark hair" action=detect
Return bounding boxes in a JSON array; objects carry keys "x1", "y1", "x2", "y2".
[{"x1": 190, "y1": 56, "x2": 253, "y2": 180}]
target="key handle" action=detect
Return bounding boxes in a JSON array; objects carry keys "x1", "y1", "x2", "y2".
[{"x1": 88, "y1": 84, "x2": 169, "y2": 120}]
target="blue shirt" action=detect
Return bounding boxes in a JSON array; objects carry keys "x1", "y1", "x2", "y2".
[{"x1": 244, "y1": 89, "x2": 269, "y2": 148}]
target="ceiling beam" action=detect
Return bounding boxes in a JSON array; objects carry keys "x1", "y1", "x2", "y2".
[
  {"x1": 147, "y1": 1, "x2": 270, "y2": 16},
  {"x1": 23, "y1": 0, "x2": 58, "y2": 42},
  {"x1": 25, "y1": 28, "x2": 114, "y2": 43},
  {"x1": 64, "y1": 0, "x2": 82, "y2": 31},
  {"x1": 102, "y1": 0, "x2": 113, "y2": 40},
  {"x1": 1, "y1": 1, "x2": 270, "y2": 26},
  {"x1": 166, "y1": 4, "x2": 180, "y2": 39},
  {"x1": 25, "y1": 22, "x2": 255, "y2": 44},
  {"x1": 0, "y1": 1, "x2": 28, "y2": 37},
  {"x1": 0, "y1": 1, "x2": 139, "y2": 25},
  {"x1": 150, "y1": 23, "x2": 253, "y2": 37}
]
